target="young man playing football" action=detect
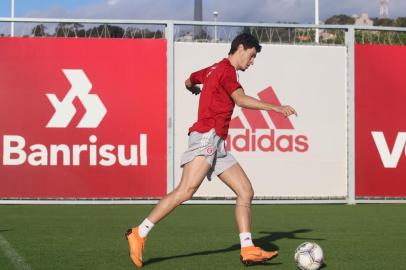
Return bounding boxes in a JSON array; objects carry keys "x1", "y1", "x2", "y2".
[{"x1": 126, "y1": 33, "x2": 297, "y2": 267}]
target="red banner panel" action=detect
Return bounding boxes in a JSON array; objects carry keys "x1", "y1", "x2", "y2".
[
  {"x1": 356, "y1": 44, "x2": 406, "y2": 197},
  {"x1": 0, "y1": 38, "x2": 167, "y2": 198}
]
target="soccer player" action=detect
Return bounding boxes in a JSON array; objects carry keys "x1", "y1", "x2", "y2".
[{"x1": 126, "y1": 33, "x2": 297, "y2": 267}]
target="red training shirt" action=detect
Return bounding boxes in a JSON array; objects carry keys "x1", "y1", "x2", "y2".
[{"x1": 188, "y1": 58, "x2": 242, "y2": 139}]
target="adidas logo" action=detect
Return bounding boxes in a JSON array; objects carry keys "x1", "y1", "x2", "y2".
[
  {"x1": 226, "y1": 86, "x2": 309, "y2": 153},
  {"x1": 46, "y1": 69, "x2": 107, "y2": 128}
]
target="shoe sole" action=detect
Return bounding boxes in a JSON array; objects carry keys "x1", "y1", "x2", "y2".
[
  {"x1": 240, "y1": 252, "x2": 278, "y2": 266},
  {"x1": 125, "y1": 228, "x2": 132, "y2": 240},
  {"x1": 125, "y1": 228, "x2": 132, "y2": 259}
]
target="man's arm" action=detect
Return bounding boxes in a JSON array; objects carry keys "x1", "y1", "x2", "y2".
[
  {"x1": 231, "y1": 88, "x2": 297, "y2": 117},
  {"x1": 185, "y1": 78, "x2": 202, "y2": 95},
  {"x1": 186, "y1": 65, "x2": 213, "y2": 95}
]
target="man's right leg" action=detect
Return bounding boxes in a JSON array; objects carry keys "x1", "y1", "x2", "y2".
[{"x1": 126, "y1": 156, "x2": 210, "y2": 268}]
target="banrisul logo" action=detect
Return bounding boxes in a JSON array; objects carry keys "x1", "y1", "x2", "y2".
[
  {"x1": 226, "y1": 86, "x2": 309, "y2": 153},
  {"x1": 2, "y1": 69, "x2": 148, "y2": 167},
  {"x1": 47, "y1": 69, "x2": 107, "y2": 128}
]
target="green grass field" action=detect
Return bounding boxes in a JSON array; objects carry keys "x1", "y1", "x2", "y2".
[{"x1": 1, "y1": 204, "x2": 405, "y2": 270}]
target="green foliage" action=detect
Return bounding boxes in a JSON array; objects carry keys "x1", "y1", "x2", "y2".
[
  {"x1": 355, "y1": 28, "x2": 406, "y2": 45},
  {"x1": 394, "y1": 17, "x2": 406, "y2": 27},
  {"x1": 193, "y1": 26, "x2": 210, "y2": 41},
  {"x1": 241, "y1": 26, "x2": 299, "y2": 43},
  {"x1": 31, "y1": 24, "x2": 48, "y2": 37},
  {"x1": 29, "y1": 23, "x2": 163, "y2": 39},
  {"x1": 55, "y1": 22, "x2": 84, "y2": 37},
  {"x1": 85, "y1": 24, "x2": 124, "y2": 38},
  {"x1": 241, "y1": 26, "x2": 271, "y2": 42},
  {"x1": 372, "y1": 18, "x2": 395, "y2": 26},
  {"x1": 26, "y1": 17, "x2": 406, "y2": 45},
  {"x1": 325, "y1": 14, "x2": 355, "y2": 25},
  {"x1": 324, "y1": 14, "x2": 406, "y2": 45}
]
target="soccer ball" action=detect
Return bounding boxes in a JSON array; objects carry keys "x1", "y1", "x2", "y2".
[{"x1": 294, "y1": 242, "x2": 324, "y2": 270}]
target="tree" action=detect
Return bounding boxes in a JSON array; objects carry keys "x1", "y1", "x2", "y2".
[
  {"x1": 86, "y1": 24, "x2": 125, "y2": 38},
  {"x1": 372, "y1": 18, "x2": 394, "y2": 26},
  {"x1": 394, "y1": 17, "x2": 406, "y2": 27},
  {"x1": 240, "y1": 26, "x2": 297, "y2": 43},
  {"x1": 121, "y1": 26, "x2": 163, "y2": 39},
  {"x1": 31, "y1": 24, "x2": 47, "y2": 37},
  {"x1": 324, "y1": 14, "x2": 355, "y2": 25},
  {"x1": 29, "y1": 23, "x2": 164, "y2": 39},
  {"x1": 55, "y1": 22, "x2": 84, "y2": 37},
  {"x1": 193, "y1": 27, "x2": 210, "y2": 41},
  {"x1": 241, "y1": 26, "x2": 270, "y2": 42}
]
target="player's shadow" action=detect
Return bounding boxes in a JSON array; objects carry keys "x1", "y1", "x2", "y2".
[
  {"x1": 144, "y1": 228, "x2": 323, "y2": 266},
  {"x1": 255, "y1": 229, "x2": 324, "y2": 251}
]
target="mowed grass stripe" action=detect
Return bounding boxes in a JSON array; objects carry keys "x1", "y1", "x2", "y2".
[{"x1": 0, "y1": 234, "x2": 32, "y2": 270}]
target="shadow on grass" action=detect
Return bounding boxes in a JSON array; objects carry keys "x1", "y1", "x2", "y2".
[
  {"x1": 255, "y1": 229, "x2": 325, "y2": 251},
  {"x1": 144, "y1": 229, "x2": 323, "y2": 266}
]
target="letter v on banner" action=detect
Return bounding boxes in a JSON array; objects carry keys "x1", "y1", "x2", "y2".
[{"x1": 371, "y1": 131, "x2": 406, "y2": 168}]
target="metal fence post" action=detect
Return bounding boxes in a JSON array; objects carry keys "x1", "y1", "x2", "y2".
[
  {"x1": 10, "y1": 0, "x2": 15, "y2": 37},
  {"x1": 165, "y1": 22, "x2": 175, "y2": 194},
  {"x1": 345, "y1": 26, "x2": 356, "y2": 205}
]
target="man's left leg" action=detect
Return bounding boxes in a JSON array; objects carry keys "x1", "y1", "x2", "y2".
[{"x1": 218, "y1": 163, "x2": 278, "y2": 265}]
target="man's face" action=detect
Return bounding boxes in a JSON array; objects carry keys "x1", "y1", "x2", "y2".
[{"x1": 237, "y1": 45, "x2": 257, "y2": 71}]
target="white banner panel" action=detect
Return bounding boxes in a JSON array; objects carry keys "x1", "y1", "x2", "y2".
[{"x1": 174, "y1": 42, "x2": 347, "y2": 198}]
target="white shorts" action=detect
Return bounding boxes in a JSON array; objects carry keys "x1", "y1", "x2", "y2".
[{"x1": 180, "y1": 129, "x2": 237, "y2": 180}]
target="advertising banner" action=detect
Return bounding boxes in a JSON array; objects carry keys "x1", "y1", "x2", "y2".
[
  {"x1": 0, "y1": 38, "x2": 167, "y2": 198},
  {"x1": 355, "y1": 44, "x2": 406, "y2": 197},
  {"x1": 174, "y1": 43, "x2": 347, "y2": 198}
]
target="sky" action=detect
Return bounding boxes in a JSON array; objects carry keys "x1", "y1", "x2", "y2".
[{"x1": 0, "y1": 0, "x2": 405, "y2": 23}]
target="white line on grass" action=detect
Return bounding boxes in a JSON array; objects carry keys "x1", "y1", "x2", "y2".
[{"x1": 0, "y1": 234, "x2": 32, "y2": 270}]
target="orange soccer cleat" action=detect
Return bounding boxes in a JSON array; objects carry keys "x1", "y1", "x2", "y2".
[
  {"x1": 240, "y1": 246, "x2": 278, "y2": 266},
  {"x1": 125, "y1": 227, "x2": 146, "y2": 268}
]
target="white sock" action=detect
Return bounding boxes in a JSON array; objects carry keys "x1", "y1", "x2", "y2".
[
  {"x1": 138, "y1": 218, "x2": 154, "y2": 238},
  {"x1": 239, "y1": 232, "x2": 254, "y2": 248}
]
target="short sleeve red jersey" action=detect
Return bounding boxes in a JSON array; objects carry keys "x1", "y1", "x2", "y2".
[{"x1": 188, "y1": 58, "x2": 242, "y2": 139}]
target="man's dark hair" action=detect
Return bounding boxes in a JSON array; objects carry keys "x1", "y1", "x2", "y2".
[{"x1": 228, "y1": 33, "x2": 262, "y2": 55}]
